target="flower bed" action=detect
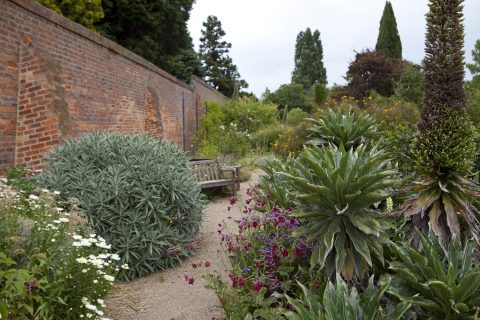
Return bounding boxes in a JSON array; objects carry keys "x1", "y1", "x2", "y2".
[{"x1": 0, "y1": 171, "x2": 126, "y2": 319}]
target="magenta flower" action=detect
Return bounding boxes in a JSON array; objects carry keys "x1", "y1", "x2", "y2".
[
  {"x1": 228, "y1": 273, "x2": 238, "y2": 287},
  {"x1": 252, "y1": 280, "x2": 262, "y2": 292}
]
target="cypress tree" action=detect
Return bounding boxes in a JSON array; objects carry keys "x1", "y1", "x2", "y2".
[{"x1": 375, "y1": 1, "x2": 402, "y2": 59}]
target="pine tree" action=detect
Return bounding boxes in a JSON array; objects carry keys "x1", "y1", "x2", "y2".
[
  {"x1": 375, "y1": 1, "x2": 402, "y2": 59},
  {"x1": 291, "y1": 28, "x2": 327, "y2": 89},
  {"x1": 199, "y1": 15, "x2": 248, "y2": 97}
]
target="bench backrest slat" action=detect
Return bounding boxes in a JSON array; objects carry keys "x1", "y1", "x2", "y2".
[{"x1": 189, "y1": 158, "x2": 222, "y2": 182}]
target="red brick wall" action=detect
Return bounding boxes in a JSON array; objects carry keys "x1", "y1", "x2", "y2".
[{"x1": 0, "y1": 0, "x2": 227, "y2": 170}]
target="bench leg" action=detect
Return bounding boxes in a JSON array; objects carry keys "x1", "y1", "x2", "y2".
[{"x1": 232, "y1": 182, "x2": 236, "y2": 197}]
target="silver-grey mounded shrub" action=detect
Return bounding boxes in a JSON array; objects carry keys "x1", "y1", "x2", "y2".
[{"x1": 38, "y1": 132, "x2": 205, "y2": 280}]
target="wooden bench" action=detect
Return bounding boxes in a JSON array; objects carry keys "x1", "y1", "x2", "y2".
[{"x1": 188, "y1": 158, "x2": 240, "y2": 196}]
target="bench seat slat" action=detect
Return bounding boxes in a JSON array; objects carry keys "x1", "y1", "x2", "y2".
[{"x1": 199, "y1": 179, "x2": 235, "y2": 188}]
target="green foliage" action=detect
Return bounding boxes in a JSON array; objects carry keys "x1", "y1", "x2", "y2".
[
  {"x1": 393, "y1": 64, "x2": 424, "y2": 107},
  {"x1": 466, "y1": 39, "x2": 480, "y2": 126},
  {"x1": 413, "y1": 108, "x2": 475, "y2": 175},
  {"x1": 282, "y1": 144, "x2": 397, "y2": 280},
  {"x1": 308, "y1": 109, "x2": 377, "y2": 151},
  {"x1": 38, "y1": 132, "x2": 205, "y2": 280},
  {"x1": 285, "y1": 275, "x2": 410, "y2": 320},
  {"x1": 36, "y1": 0, "x2": 104, "y2": 30},
  {"x1": 252, "y1": 124, "x2": 283, "y2": 150},
  {"x1": 286, "y1": 108, "x2": 308, "y2": 126},
  {"x1": 375, "y1": 1, "x2": 402, "y2": 59},
  {"x1": 258, "y1": 156, "x2": 297, "y2": 209},
  {"x1": 346, "y1": 50, "x2": 407, "y2": 99},
  {"x1": 223, "y1": 97, "x2": 279, "y2": 133},
  {"x1": 197, "y1": 98, "x2": 278, "y2": 158},
  {"x1": 264, "y1": 83, "x2": 311, "y2": 113},
  {"x1": 197, "y1": 100, "x2": 225, "y2": 156},
  {"x1": 365, "y1": 93, "x2": 420, "y2": 126},
  {"x1": 4, "y1": 167, "x2": 37, "y2": 194},
  {"x1": 386, "y1": 232, "x2": 480, "y2": 319},
  {"x1": 466, "y1": 38, "x2": 480, "y2": 77},
  {"x1": 313, "y1": 83, "x2": 329, "y2": 106},
  {"x1": 272, "y1": 123, "x2": 310, "y2": 159},
  {"x1": 0, "y1": 252, "x2": 48, "y2": 320},
  {"x1": 292, "y1": 28, "x2": 327, "y2": 89},
  {"x1": 97, "y1": 0, "x2": 201, "y2": 82},
  {"x1": 377, "y1": 123, "x2": 417, "y2": 174},
  {"x1": 0, "y1": 179, "x2": 121, "y2": 319},
  {"x1": 199, "y1": 15, "x2": 248, "y2": 97}
]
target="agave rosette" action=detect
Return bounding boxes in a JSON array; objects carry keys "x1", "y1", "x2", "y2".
[{"x1": 281, "y1": 144, "x2": 397, "y2": 280}]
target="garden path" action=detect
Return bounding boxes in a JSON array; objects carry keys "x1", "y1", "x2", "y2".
[{"x1": 105, "y1": 170, "x2": 260, "y2": 320}]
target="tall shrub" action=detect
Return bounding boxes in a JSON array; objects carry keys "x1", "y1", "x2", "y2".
[{"x1": 39, "y1": 132, "x2": 205, "y2": 280}]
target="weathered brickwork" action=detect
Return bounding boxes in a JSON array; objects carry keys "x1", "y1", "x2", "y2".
[{"x1": 0, "y1": 0, "x2": 227, "y2": 170}]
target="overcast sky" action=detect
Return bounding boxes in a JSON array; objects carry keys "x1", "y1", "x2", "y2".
[{"x1": 187, "y1": 0, "x2": 480, "y2": 97}]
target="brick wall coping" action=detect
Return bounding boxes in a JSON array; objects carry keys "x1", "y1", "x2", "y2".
[
  {"x1": 9, "y1": 0, "x2": 195, "y2": 91},
  {"x1": 191, "y1": 75, "x2": 228, "y2": 100}
]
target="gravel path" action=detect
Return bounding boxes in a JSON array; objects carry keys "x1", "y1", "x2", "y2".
[{"x1": 105, "y1": 171, "x2": 259, "y2": 320}]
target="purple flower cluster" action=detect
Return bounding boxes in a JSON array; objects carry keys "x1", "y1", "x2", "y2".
[{"x1": 218, "y1": 185, "x2": 315, "y2": 295}]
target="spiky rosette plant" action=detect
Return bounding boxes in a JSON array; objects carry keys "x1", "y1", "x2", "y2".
[
  {"x1": 284, "y1": 275, "x2": 410, "y2": 320},
  {"x1": 307, "y1": 109, "x2": 377, "y2": 150},
  {"x1": 402, "y1": 108, "x2": 479, "y2": 245},
  {"x1": 385, "y1": 232, "x2": 480, "y2": 319},
  {"x1": 281, "y1": 144, "x2": 397, "y2": 281},
  {"x1": 38, "y1": 132, "x2": 205, "y2": 280},
  {"x1": 400, "y1": 0, "x2": 480, "y2": 247}
]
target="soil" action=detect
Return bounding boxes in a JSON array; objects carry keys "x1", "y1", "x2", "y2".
[{"x1": 105, "y1": 170, "x2": 260, "y2": 320}]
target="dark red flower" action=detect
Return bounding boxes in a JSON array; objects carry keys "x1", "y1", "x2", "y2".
[
  {"x1": 239, "y1": 278, "x2": 246, "y2": 286},
  {"x1": 295, "y1": 247, "x2": 302, "y2": 258},
  {"x1": 229, "y1": 197, "x2": 237, "y2": 205},
  {"x1": 187, "y1": 276, "x2": 195, "y2": 285},
  {"x1": 228, "y1": 273, "x2": 238, "y2": 287},
  {"x1": 252, "y1": 280, "x2": 262, "y2": 292},
  {"x1": 282, "y1": 249, "x2": 289, "y2": 257},
  {"x1": 204, "y1": 261, "x2": 211, "y2": 268}
]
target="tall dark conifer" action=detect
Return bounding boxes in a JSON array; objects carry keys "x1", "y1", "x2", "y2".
[
  {"x1": 198, "y1": 15, "x2": 248, "y2": 97},
  {"x1": 375, "y1": 1, "x2": 402, "y2": 59},
  {"x1": 291, "y1": 28, "x2": 327, "y2": 89}
]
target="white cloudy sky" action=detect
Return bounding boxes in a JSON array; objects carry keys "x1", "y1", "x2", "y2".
[{"x1": 187, "y1": 0, "x2": 480, "y2": 97}]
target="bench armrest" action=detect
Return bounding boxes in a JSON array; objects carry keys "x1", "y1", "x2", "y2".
[{"x1": 220, "y1": 165, "x2": 241, "y2": 191}]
